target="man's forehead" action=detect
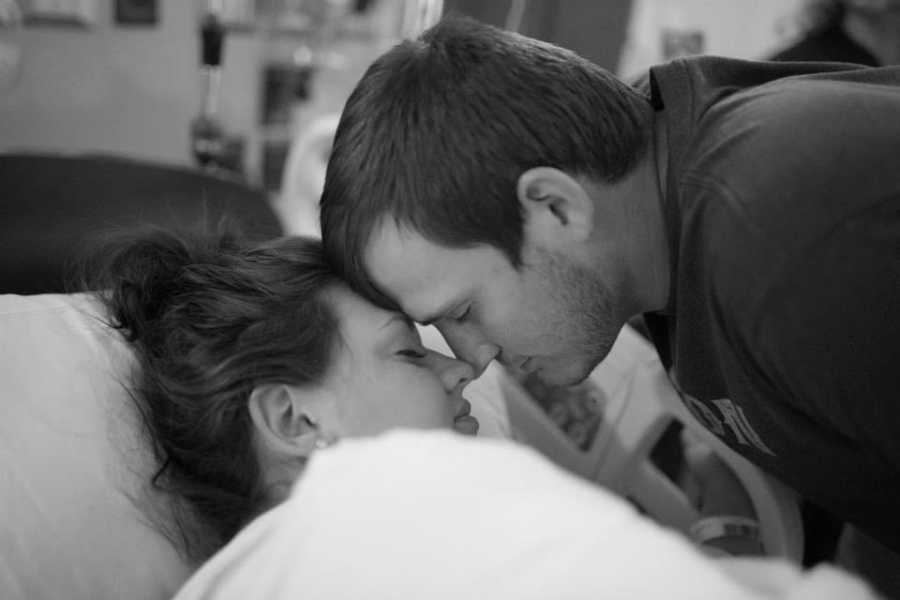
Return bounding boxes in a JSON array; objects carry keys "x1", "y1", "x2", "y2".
[
  {"x1": 363, "y1": 221, "x2": 470, "y2": 320},
  {"x1": 365, "y1": 222, "x2": 450, "y2": 290}
]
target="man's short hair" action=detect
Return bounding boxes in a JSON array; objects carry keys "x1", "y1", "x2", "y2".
[{"x1": 320, "y1": 15, "x2": 653, "y2": 308}]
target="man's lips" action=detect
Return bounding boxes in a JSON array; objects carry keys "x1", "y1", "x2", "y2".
[{"x1": 511, "y1": 356, "x2": 533, "y2": 375}]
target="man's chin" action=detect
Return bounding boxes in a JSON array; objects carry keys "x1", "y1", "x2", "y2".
[
  {"x1": 534, "y1": 361, "x2": 594, "y2": 388},
  {"x1": 542, "y1": 339, "x2": 619, "y2": 387}
]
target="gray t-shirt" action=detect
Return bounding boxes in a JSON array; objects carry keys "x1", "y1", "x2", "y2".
[{"x1": 643, "y1": 56, "x2": 900, "y2": 552}]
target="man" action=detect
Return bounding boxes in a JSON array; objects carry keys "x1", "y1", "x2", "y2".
[{"x1": 320, "y1": 15, "x2": 900, "y2": 591}]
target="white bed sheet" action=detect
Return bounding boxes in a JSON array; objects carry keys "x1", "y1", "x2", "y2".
[{"x1": 174, "y1": 431, "x2": 877, "y2": 600}]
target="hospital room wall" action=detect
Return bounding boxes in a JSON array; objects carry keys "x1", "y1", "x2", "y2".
[
  {"x1": 0, "y1": 0, "x2": 805, "y2": 173},
  {"x1": 444, "y1": 0, "x2": 631, "y2": 69},
  {"x1": 616, "y1": 0, "x2": 806, "y2": 79},
  {"x1": 447, "y1": 0, "x2": 806, "y2": 75},
  {"x1": 0, "y1": 1, "x2": 264, "y2": 172}
]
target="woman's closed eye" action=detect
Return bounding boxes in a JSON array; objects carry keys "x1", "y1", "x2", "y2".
[
  {"x1": 453, "y1": 306, "x2": 471, "y2": 323},
  {"x1": 396, "y1": 348, "x2": 428, "y2": 360}
]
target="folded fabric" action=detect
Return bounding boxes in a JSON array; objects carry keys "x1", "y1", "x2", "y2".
[{"x1": 174, "y1": 431, "x2": 876, "y2": 600}]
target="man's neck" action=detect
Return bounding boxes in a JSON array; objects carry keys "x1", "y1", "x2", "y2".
[
  {"x1": 653, "y1": 110, "x2": 669, "y2": 201},
  {"x1": 614, "y1": 118, "x2": 670, "y2": 317},
  {"x1": 844, "y1": 9, "x2": 900, "y2": 65},
  {"x1": 644, "y1": 110, "x2": 671, "y2": 314}
]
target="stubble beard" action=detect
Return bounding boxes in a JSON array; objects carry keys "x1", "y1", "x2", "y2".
[{"x1": 535, "y1": 249, "x2": 622, "y2": 386}]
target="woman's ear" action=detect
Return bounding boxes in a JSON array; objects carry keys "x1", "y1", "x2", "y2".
[
  {"x1": 516, "y1": 167, "x2": 595, "y2": 250},
  {"x1": 248, "y1": 383, "x2": 321, "y2": 457}
]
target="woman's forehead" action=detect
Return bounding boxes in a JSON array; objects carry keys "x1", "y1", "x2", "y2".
[{"x1": 327, "y1": 285, "x2": 410, "y2": 342}]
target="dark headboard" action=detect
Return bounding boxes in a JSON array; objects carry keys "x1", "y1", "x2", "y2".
[{"x1": 0, "y1": 153, "x2": 284, "y2": 294}]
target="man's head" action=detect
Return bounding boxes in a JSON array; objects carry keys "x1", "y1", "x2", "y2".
[{"x1": 320, "y1": 16, "x2": 657, "y2": 385}]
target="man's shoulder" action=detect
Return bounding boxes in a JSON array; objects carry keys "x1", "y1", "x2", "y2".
[
  {"x1": 667, "y1": 56, "x2": 900, "y2": 149},
  {"x1": 663, "y1": 58, "x2": 899, "y2": 222},
  {"x1": 675, "y1": 66, "x2": 900, "y2": 256}
]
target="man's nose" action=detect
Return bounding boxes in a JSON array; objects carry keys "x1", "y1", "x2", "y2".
[
  {"x1": 438, "y1": 325, "x2": 499, "y2": 379},
  {"x1": 432, "y1": 353, "x2": 475, "y2": 395}
]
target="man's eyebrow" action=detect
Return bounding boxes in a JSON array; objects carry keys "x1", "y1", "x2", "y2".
[
  {"x1": 419, "y1": 314, "x2": 438, "y2": 327},
  {"x1": 419, "y1": 302, "x2": 460, "y2": 327}
]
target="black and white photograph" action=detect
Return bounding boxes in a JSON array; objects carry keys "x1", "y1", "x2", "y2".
[{"x1": 1, "y1": 0, "x2": 899, "y2": 599}]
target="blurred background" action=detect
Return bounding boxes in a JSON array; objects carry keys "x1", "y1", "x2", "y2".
[
  {"x1": 4, "y1": 0, "x2": 896, "y2": 291},
  {"x1": 0, "y1": 0, "x2": 822, "y2": 193}
]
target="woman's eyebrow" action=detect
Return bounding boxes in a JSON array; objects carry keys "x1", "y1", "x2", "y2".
[{"x1": 375, "y1": 315, "x2": 422, "y2": 352}]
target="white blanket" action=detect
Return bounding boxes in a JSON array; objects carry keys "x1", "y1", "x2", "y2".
[{"x1": 174, "y1": 431, "x2": 877, "y2": 600}]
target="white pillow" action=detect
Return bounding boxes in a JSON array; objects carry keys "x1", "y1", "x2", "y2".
[{"x1": 0, "y1": 293, "x2": 191, "y2": 600}]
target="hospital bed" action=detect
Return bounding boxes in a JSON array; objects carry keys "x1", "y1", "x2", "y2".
[
  {"x1": 1, "y1": 289, "x2": 866, "y2": 600},
  {"x1": 0, "y1": 153, "x2": 282, "y2": 295},
  {"x1": 0, "y1": 152, "x2": 284, "y2": 599}
]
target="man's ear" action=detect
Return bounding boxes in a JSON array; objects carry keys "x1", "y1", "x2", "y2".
[
  {"x1": 516, "y1": 167, "x2": 595, "y2": 249},
  {"x1": 248, "y1": 383, "x2": 321, "y2": 457}
]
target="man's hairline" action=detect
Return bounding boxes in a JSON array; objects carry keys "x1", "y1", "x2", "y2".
[
  {"x1": 356, "y1": 211, "x2": 521, "y2": 327},
  {"x1": 358, "y1": 211, "x2": 520, "y2": 279}
]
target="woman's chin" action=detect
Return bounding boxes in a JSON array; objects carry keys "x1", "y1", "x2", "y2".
[{"x1": 453, "y1": 415, "x2": 480, "y2": 436}]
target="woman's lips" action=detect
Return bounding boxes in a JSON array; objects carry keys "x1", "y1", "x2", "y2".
[
  {"x1": 453, "y1": 399, "x2": 479, "y2": 435},
  {"x1": 455, "y1": 399, "x2": 471, "y2": 419}
]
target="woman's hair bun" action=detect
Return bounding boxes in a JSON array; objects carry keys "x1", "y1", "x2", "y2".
[{"x1": 79, "y1": 227, "x2": 206, "y2": 343}]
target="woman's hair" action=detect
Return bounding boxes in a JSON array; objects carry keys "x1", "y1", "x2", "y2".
[
  {"x1": 321, "y1": 15, "x2": 654, "y2": 310},
  {"x1": 79, "y1": 226, "x2": 341, "y2": 562}
]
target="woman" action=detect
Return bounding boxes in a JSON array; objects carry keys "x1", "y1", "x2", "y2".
[{"x1": 82, "y1": 227, "x2": 479, "y2": 563}]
